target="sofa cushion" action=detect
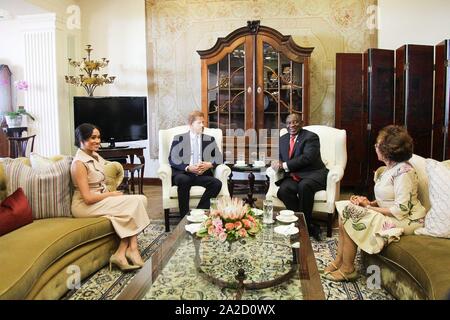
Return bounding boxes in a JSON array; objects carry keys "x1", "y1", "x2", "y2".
[
  {"x1": 380, "y1": 235, "x2": 450, "y2": 299},
  {"x1": 0, "y1": 188, "x2": 33, "y2": 236},
  {"x1": 0, "y1": 217, "x2": 115, "y2": 300},
  {"x1": 29, "y1": 153, "x2": 64, "y2": 170},
  {"x1": 415, "y1": 159, "x2": 450, "y2": 238},
  {"x1": 3, "y1": 157, "x2": 73, "y2": 219}
]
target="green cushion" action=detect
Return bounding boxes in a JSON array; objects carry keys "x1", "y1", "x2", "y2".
[
  {"x1": 380, "y1": 235, "x2": 450, "y2": 299},
  {"x1": 0, "y1": 217, "x2": 114, "y2": 300}
]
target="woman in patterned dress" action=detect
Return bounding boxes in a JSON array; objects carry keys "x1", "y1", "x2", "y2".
[
  {"x1": 71, "y1": 123, "x2": 150, "y2": 272},
  {"x1": 324, "y1": 125, "x2": 426, "y2": 282}
]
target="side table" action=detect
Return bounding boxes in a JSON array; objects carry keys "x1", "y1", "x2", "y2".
[
  {"x1": 227, "y1": 164, "x2": 269, "y2": 207},
  {"x1": 97, "y1": 147, "x2": 146, "y2": 195}
]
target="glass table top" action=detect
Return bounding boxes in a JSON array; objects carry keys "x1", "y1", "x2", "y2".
[{"x1": 136, "y1": 212, "x2": 324, "y2": 300}]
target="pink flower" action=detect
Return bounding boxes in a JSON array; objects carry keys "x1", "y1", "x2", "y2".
[
  {"x1": 218, "y1": 232, "x2": 227, "y2": 242},
  {"x1": 225, "y1": 223, "x2": 235, "y2": 231},
  {"x1": 208, "y1": 226, "x2": 215, "y2": 235},
  {"x1": 238, "y1": 228, "x2": 247, "y2": 238},
  {"x1": 212, "y1": 218, "x2": 223, "y2": 228},
  {"x1": 234, "y1": 221, "x2": 242, "y2": 230},
  {"x1": 214, "y1": 225, "x2": 224, "y2": 235},
  {"x1": 15, "y1": 80, "x2": 29, "y2": 91},
  {"x1": 242, "y1": 219, "x2": 252, "y2": 230},
  {"x1": 382, "y1": 221, "x2": 396, "y2": 231}
]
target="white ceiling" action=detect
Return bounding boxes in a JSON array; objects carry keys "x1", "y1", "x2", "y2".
[{"x1": 0, "y1": 0, "x2": 47, "y2": 20}]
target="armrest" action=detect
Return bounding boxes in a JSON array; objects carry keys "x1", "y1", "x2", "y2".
[
  {"x1": 325, "y1": 165, "x2": 344, "y2": 204},
  {"x1": 157, "y1": 164, "x2": 172, "y2": 198},
  {"x1": 266, "y1": 166, "x2": 283, "y2": 183},
  {"x1": 104, "y1": 161, "x2": 125, "y2": 191},
  {"x1": 214, "y1": 164, "x2": 231, "y2": 197},
  {"x1": 265, "y1": 167, "x2": 283, "y2": 198}
]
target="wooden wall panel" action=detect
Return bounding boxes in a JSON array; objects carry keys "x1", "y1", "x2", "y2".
[
  {"x1": 433, "y1": 40, "x2": 450, "y2": 160},
  {"x1": 335, "y1": 53, "x2": 365, "y2": 187},
  {"x1": 365, "y1": 49, "x2": 395, "y2": 193},
  {"x1": 396, "y1": 45, "x2": 434, "y2": 158}
]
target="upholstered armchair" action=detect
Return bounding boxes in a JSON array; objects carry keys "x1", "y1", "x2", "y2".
[
  {"x1": 265, "y1": 125, "x2": 347, "y2": 237},
  {"x1": 158, "y1": 125, "x2": 231, "y2": 232}
]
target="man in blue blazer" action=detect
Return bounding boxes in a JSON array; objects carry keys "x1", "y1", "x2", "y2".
[
  {"x1": 169, "y1": 111, "x2": 223, "y2": 217},
  {"x1": 271, "y1": 113, "x2": 328, "y2": 241}
]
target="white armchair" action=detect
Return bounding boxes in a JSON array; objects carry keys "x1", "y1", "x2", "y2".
[
  {"x1": 158, "y1": 125, "x2": 231, "y2": 231},
  {"x1": 265, "y1": 125, "x2": 347, "y2": 237}
]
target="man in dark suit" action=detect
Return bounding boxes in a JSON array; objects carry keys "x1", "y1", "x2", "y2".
[
  {"x1": 271, "y1": 113, "x2": 328, "y2": 241},
  {"x1": 169, "y1": 110, "x2": 223, "y2": 217}
]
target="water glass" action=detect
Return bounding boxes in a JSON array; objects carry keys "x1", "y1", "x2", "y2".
[
  {"x1": 210, "y1": 198, "x2": 218, "y2": 211},
  {"x1": 263, "y1": 200, "x2": 273, "y2": 224}
]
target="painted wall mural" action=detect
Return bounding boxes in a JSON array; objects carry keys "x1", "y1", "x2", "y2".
[{"x1": 145, "y1": 0, "x2": 377, "y2": 157}]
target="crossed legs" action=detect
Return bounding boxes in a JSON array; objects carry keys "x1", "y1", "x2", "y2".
[
  {"x1": 324, "y1": 218, "x2": 358, "y2": 281},
  {"x1": 113, "y1": 235, "x2": 144, "y2": 267}
]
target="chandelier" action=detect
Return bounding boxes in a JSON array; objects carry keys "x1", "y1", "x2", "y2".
[{"x1": 65, "y1": 45, "x2": 116, "y2": 97}]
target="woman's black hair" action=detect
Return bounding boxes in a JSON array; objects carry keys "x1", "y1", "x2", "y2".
[{"x1": 74, "y1": 123, "x2": 100, "y2": 148}]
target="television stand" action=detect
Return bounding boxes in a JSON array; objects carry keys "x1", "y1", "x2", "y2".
[
  {"x1": 97, "y1": 147, "x2": 146, "y2": 195},
  {"x1": 100, "y1": 145, "x2": 129, "y2": 150}
]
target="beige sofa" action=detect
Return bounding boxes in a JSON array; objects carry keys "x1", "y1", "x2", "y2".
[
  {"x1": 0, "y1": 157, "x2": 123, "y2": 300},
  {"x1": 362, "y1": 155, "x2": 450, "y2": 300}
]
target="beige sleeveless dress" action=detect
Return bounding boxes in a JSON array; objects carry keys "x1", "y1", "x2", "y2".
[{"x1": 71, "y1": 149, "x2": 150, "y2": 239}]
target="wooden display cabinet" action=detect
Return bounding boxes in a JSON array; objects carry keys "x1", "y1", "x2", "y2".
[{"x1": 198, "y1": 21, "x2": 313, "y2": 163}]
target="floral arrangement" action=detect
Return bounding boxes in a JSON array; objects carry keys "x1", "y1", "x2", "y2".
[
  {"x1": 15, "y1": 80, "x2": 29, "y2": 91},
  {"x1": 7, "y1": 80, "x2": 35, "y2": 121},
  {"x1": 197, "y1": 197, "x2": 262, "y2": 242}
]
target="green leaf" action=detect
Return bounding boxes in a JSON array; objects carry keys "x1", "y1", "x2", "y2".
[
  {"x1": 399, "y1": 204, "x2": 408, "y2": 212},
  {"x1": 352, "y1": 223, "x2": 367, "y2": 231}
]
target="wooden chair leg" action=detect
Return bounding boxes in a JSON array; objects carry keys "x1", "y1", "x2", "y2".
[
  {"x1": 164, "y1": 209, "x2": 170, "y2": 232},
  {"x1": 327, "y1": 211, "x2": 334, "y2": 238}
]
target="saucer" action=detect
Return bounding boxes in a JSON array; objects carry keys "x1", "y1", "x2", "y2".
[
  {"x1": 274, "y1": 225, "x2": 299, "y2": 236},
  {"x1": 234, "y1": 164, "x2": 247, "y2": 168},
  {"x1": 276, "y1": 215, "x2": 299, "y2": 223},
  {"x1": 185, "y1": 223, "x2": 202, "y2": 234},
  {"x1": 187, "y1": 215, "x2": 207, "y2": 223},
  {"x1": 190, "y1": 209, "x2": 205, "y2": 216}
]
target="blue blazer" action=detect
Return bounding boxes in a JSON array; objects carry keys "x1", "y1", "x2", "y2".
[{"x1": 168, "y1": 132, "x2": 223, "y2": 177}]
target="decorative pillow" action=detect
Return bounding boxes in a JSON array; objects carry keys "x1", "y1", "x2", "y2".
[
  {"x1": 3, "y1": 157, "x2": 73, "y2": 219},
  {"x1": 29, "y1": 152, "x2": 64, "y2": 170},
  {"x1": 0, "y1": 188, "x2": 33, "y2": 236},
  {"x1": 414, "y1": 159, "x2": 450, "y2": 238}
]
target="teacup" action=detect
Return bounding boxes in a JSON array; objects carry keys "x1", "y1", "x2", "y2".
[
  {"x1": 253, "y1": 160, "x2": 265, "y2": 167},
  {"x1": 190, "y1": 209, "x2": 205, "y2": 217},
  {"x1": 279, "y1": 209, "x2": 295, "y2": 217}
]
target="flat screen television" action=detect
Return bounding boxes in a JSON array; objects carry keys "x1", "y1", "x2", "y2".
[{"x1": 74, "y1": 96, "x2": 148, "y2": 148}]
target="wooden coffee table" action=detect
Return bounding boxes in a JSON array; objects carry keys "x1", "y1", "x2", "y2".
[{"x1": 117, "y1": 212, "x2": 324, "y2": 300}]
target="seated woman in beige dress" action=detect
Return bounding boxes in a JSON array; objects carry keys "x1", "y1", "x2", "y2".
[
  {"x1": 71, "y1": 123, "x2": 150, "y2": 272},
  {"x1": 324, "y1": 125, "x2": 426, "y2": 282}
]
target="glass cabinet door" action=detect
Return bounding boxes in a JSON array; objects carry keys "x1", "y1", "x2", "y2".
[
  {"x1": 207, "y1": 44, "x2": 246, "y2": 133},
  {"x1": 259, "y1": 42, "x2": 304, "y2": 136}
]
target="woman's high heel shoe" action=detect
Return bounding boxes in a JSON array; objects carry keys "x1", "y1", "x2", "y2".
[
  {"x1": 126, "y1": 251, "x2": 145, "y2": 267},
  {"x1": 109, "y1": 254, "x2": 141, "y2": 272}
]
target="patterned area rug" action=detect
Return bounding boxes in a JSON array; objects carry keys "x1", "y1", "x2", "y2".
[
  {"x1": 64, "y1": 224, "x2": 393, "y2": 300},
  {"x1": 63, "y1": 221, "x2": 168, "y2": 300}
]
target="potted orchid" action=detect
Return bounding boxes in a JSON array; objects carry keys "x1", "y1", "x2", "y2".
[
  {"x1": 196, "y1": 197, "x2": 262, "y2": 242},
  {"x1": 5, "y1": 80, "x2": 35, "y2": 127}
]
